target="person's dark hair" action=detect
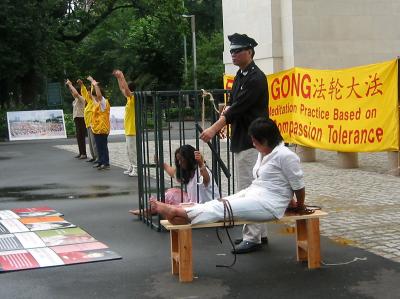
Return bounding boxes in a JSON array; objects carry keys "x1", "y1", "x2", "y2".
[
  {"x1": 128, "y1": 81, "x2": 135, "y2": 92},
  {"x1": 248, "y1": 118, "x2": 283, "y2": 148},
  {"x1": 250, "y1": 48, "x2": 255, "y2": 58},
  {"x1": 92, "y1": 84, "x2": 107, "y2": 98},
  {"x1": 174, "y1": 144, "x2": 197, "y2": 184},
  {"x1": 74, "y1": 85, "x2": 81, "y2": 96}
]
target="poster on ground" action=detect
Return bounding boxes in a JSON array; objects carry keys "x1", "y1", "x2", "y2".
[
  {"x1": 7, "y1": 110, "x2": 67, "y2": 141},
  {"x1": 51, "y1": 241, "x2": 121, "y2": 264},
  {"x1": 0, "y1": 207, "x2": 121, "y2": 272},
  {"x1": 11, "y1": 206, "x2": 64, "y2": 218}
]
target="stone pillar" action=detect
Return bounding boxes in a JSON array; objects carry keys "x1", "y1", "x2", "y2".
[
  {"x1": 387, "y1": 151, "x2": 400, "y2": 176},
  {"x1": 297, "y1": 146, "x2": 316, "y2": 162},
  {"x1": 337, "y1": 152, "x2": 358, "y2": 168}
]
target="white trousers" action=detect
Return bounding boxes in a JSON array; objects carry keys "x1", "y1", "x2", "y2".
[
  {"x1": 125, "y1": 135, "x2": 137, "y2": 167},
  {"x1": 234, "y1": 148, "x2": 268, "y2": 243},
  {"x1": 185, "y1": 193, "x2": 276, "y2": 225}
]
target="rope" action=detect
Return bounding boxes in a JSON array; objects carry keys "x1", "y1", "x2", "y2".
[
  {"x1": 200, "y1": 89, "x2": 221, "y2": 153},
  {"x1": 201, "y1": 89, "x2": 220, "y2": 114},
  {"x1": 216, "y1": 199, "x2": 237, "y2": 268},
  {"x1": 321, "y1": 257, "x2": 367, "y2": 266}
]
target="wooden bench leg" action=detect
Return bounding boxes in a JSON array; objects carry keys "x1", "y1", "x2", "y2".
[
  {"x1": 178, "y1": 228, "x2": 193, "y2": 282},
  {"x1": 170, "y1": 230, "x2": 179, "y2": 275},
  {"x1": 169, "y1": 229, "x2": 193, "y2": 282},
  {"x1": 306, "y1": 218, "x2": 321, "y2": 269},
  {"x1": 296, "y1": 219, "x2": 308, "y2": 262},
  {"x1": 295, "y1": 218, "x2": 321, "y2": 269}
]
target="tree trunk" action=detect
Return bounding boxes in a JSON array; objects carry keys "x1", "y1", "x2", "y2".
[
  {"x1": 0, "y1": 79, "x2": 9, "y2": 109},
  {"x1": 20, "y1": 70, "x2": 39, "y2": 106}
]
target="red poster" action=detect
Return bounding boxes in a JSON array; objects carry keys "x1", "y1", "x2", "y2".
[
  {"x1": 11, "y1": 207, "x2": 63, "y2": 218},
  {"x1": 51, "y1": 242, "x2": 121, "y2": 264},
  {"x1": 0, "y1": 250, "x2": 39, "y2": 271}
]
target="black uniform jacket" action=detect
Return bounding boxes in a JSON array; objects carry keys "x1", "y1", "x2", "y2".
[{"x1": 224, "y1": 61, "x2": 269, "y2": 153}]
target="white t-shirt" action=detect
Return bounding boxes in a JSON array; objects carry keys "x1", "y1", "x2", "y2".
[
  {"x1": 72, "y1": 95, "x2": 85, "y2": 118},
  {"x1": 234, "y1": 142, "x2": 305, "y2": 218},
  {"x1": 186, "y1": 167, "x2": 220, "y2": 203}
]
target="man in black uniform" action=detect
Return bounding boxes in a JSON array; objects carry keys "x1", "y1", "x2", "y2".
[{"x1": 200, "y1": 33, "x2": 269, "y2": 253}]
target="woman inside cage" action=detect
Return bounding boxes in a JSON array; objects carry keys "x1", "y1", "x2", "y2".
[
  {"x1": 129, "y1": 144, "x2": 220, "y2": 215},
  {"x1": 150, "y1": 118, "x2": 306, "y2": 225}
]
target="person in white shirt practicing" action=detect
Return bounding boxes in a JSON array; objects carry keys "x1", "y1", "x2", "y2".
[
  {"x1": 130, "y1": 144, "x2": 220, "y2": 215},
  {"x1": 65, "y1": 79, "x2": 87, "y2": 159},
  {"x1": 151, "y1": 118, "x2": 306, "y2": 254}
]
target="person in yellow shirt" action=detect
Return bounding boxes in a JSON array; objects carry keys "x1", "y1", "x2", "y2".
[
  {"x1": 77, "y1": 79, "x2": 98, "y2": 163},
  {"x1": 112, "y1": 70, "x2": 137, "y2": 176},
  {"x1": 87, "y1": 76, "x2": 111, "y2": 170}
]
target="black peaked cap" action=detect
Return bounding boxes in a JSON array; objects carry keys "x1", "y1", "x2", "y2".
[{"x1": 228, "y1": 33, "x2": 258, "y2": 49}]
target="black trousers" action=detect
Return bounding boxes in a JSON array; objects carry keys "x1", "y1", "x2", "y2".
[{"x1": 74, "y1": 117, "x2": 87, "y2": 155}]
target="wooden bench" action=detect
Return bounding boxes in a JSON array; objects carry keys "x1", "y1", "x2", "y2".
[{"x1": 160, "y1": 209, "x2": 328, "y2": 282}]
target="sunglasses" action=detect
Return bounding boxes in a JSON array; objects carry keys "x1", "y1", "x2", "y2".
[{"x1": 230, "y1": 47, "x2": 248, "y2": 54}]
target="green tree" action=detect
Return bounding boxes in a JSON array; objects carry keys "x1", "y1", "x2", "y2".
[
  {"x1": 0, "y1": 0, "x2": 186, "y2": 108},
  {"x1": 0, "y1": 0, "x2": 224, "y2": 109},
  {"x1": 184, "y1": 31, "x2": 224, "y2": 90}
]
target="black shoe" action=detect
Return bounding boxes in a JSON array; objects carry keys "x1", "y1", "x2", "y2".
[
  {"x1": 231, "y1": 241, "x2": 262, "y2": 254},
  {"x1": 98, "y1": 164, "x2": 110, "y2": 170},
  {"x1": 93, "y1": 163, "x2": 101, "y2": 168},
  {"x1": 234, "y1": 237, "x2": 268, "y2": 245},
  {"x1": 86, "y1": 158, "x2": 95, "y2": 163}
]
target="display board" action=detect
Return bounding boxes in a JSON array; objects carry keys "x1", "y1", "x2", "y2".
[
  {"x1": 110, "y1": 106, "x2": 125, "y2": 135},
  {"x1": 7, "y1": 110, "x2": 67, "y2": 141},
  {"x1": 0, "y1": 206, "x2": 121, "y2": 272}
]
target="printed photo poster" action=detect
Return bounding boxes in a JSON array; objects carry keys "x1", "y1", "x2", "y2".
[
  {"x1": 110, "y1": 106, "x2": 125, "y2": 135},
  {"x1": 0, "y1": 250, "x2": 41, "y2": 271},
  {"x1": 24, "y1": 221, "x2": 76, "y2": 232},
  {"x1": 35, "y1": 227, "x2": 96, "y2": 247},
  {"x1": 0, "y1": 207, "x2": 122, "y2": 272},
  {"x1": 11, "y1": 206, "x2": 64, "y2": 218},
  {"x1": 51, "y1": 242, "x2": 121, "y2": 264},
  {"x1": 7, "y1": 110, "x2": 67, "y2": 141},
  {"x1": 0, "y1": 234, "x2": 25, "y2": 251},
  {"x1": 19, "y1": 216, "x2": 76, "y2": 231},
  {"x1": 0, "y1": 210, "x2": 20, "y2": 220},
  {"x1": 19, "y1": 216, "x2": 65, "y2": 224},
  {"x1": 0, "y1": 248, "x2": 64, "y2": 271},
  {"x1": 0, "y1": 219, "x2": 30, "y2": 234},
  {"x1": 0, "y1": 232, "x2": 46, "y2": 251}
]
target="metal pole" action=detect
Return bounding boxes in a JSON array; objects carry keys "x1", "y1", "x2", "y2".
[
  {"x1": 183, "y1": 35, "x2": 190, "y2": 107},
  {"x1": 191, "y1": 15, "x2": 197, "y2": 91},
  {"x1": 183, "y1": 35, "x2": 188, "y2": 81}
]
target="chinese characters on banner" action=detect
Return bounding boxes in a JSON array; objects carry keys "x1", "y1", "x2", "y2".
[{"x1": 224, "y1": 59, "x2": 399, "y2": 152}]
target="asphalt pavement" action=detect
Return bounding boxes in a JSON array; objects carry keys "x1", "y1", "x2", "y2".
[{"x1": 0, "y1": 137, "x2": 399, "y2": 299}]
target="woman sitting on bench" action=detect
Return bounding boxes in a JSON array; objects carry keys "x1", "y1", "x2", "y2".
[
  {"x1": 151, "y1": 118, "x2": 306, "y2": 225},
  {"x1": 130, "y1": 144, "x2": 220, "y2": 215}
]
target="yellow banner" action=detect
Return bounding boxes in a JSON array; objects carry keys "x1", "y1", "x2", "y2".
[{"x1": 224, "y1": 59, "x2": 399, "y2": 152}]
